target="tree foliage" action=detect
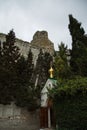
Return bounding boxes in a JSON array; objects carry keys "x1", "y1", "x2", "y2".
[
  {"x1": 54, "y1": 42, "x2": 71, "y2": 79},
  {"x1": 69, "y1": 14, "x2": 87, "y2": 76},
  {"x1": 48, "y1": 15, "x2": 87, "y2": 129},
  {"x1": 27, "y1": 49, "x2": 34, "y2": 82},
  {"x1": 48, "y1": 76, "x2": 87, "y2": 129},
  {"x1": 0, "y1": 30, "x2": 40, "y2": 110},
  {"x1": 34, "y1": 49, "x2": 53, "y2": 87},
  {"x1": 2, "y1": 29, "x2": 20, "y2": 68},
  {"x1": 0, "y1": 29, "x2": 20, "y2": 104},
  {"x1": 15, "y1": 50, "x2": 38, "y2": 110}
]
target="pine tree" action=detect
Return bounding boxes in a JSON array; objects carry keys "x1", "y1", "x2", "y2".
[
  {"x1": 35, "y1": 49, "x2": 53, "y2": 87},
  {"x1": 3, "y1": 29, "x2": 20, "y2": 69},
  {"x1": 16, "y1": 55, "x2": 28, "y2": 84},
  {"x1": 16, "y1": 49, "x2": 34, "y2": 85},
  {"x1": 27, "y1": 49, "x2": 34, "y2": 82},
  {"x1": 54, "y1": 42, "x2": 71, "y2": 79},
  {"x1": 68, "y1": 15, "x2": 87, "y2": 76},
  {"x1": 0, "y1": 29, "x2": 20, "y2": 104},
  {"x1": 43, "y1": 52, "x2": 53, "y2": 80},
  {"x1": 58, "y1": 42, "x2": 67, "y2": 62},
  {"x1": 15, "y1": 50, "x2": 38, "y2": 110},
  {"x1": 0, "y1": 41, "x2": 2, "y2": 65},
  {"x1": 0, "y1": 30, "x2": 40, "y2": 109},
  {"x1": 34, "y1": 49, "x2": 44, "y2": 87}
]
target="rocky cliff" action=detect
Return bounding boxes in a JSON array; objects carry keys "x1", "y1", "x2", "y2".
[{"x1": 0, "y1": 30, "x2": 54, "y2": 65}]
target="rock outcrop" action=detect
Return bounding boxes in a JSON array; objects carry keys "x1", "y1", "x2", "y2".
[
  {"x1": 0, "y1": 30, "x2": 54, "y2": 65},
  {"x1": 31, "y1": 31, "x2": 54, "y2": 55}
]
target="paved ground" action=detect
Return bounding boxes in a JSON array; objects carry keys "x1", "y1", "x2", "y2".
[{"x1": 40, "y1": 128, "x2": 54, "y2": 130}]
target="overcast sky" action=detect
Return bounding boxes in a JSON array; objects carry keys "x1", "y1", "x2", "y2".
[{"x1": 0, "y1": 0, "x2": 87, "y2": 50}]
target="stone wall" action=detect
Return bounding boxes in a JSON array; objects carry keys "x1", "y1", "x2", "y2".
[{"x1": 0, "y1": 103, "x2": 40, "y2": 130}]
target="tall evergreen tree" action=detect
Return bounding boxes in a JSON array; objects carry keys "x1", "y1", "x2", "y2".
[
  {"x1": 16, "y1": 49, "x2": 34, "y2": 85},
  {"x1": 0, "y1": 30, "x2": 40, "y2": 109},
  {"x1": 27, "y1": 49, "x2": 34, "y2": 82},
  {"x1": 54, "y1": 42, "x2": 71, "y2": 79},
  {"x1": 58, "y1": 42, "x2": 67, "y2": 62},
  {"x1": 2, "y1": 29, "x2": 20, "y2": 69},
  {"x1": 35, "y1": 49, "x2": 53, "y2": 87},
  {"x1": 15, "y1": 50, "x2": 39, "y2": 109},
  {"x1": 34, "y1": 49, "x2": 44, "y2": 87},
  {"x1": 43, "y1": 52, "x2": 53, "y2": 80},
  {"x1": 0, "y1": 41, "x2": 2, "y2": 64},
  {"x1": 0, "y1": 29, "x2": 20, "y2": 104},
  {"x1": 68, "y1": 15, "x2": 87, "y2": 76},
  {"x1": 16, "y1": 55, "x2": 28, "y2": 85}
]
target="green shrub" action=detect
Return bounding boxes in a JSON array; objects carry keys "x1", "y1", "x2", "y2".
[{"x1": 48, "y1": 77, "x2": 87, "y2": 129}]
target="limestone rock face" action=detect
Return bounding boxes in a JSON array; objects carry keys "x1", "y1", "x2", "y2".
[
  {"x1": 33, "y1": 31, "x2": 48, "y2": 40},
  {"x1": 31, "y1": 31, "x2": 54, "y2": 55},
  {"x1": 0, "y1": 33, "x2": 31, "y2": 58},
  {"x1": 0, "y1": 31, "x2": 54, "y2": 65}
]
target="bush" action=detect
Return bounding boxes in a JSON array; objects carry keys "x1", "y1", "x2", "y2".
[{"x1": 48, "y1": 77, "x2": 87, "y2": 129}]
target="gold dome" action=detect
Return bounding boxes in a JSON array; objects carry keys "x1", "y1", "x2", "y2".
[{"x1": 49, "y1": 67, "x2": 54, "y2": 78}]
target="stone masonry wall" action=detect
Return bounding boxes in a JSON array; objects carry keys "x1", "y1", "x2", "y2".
[{"x1": 0, "y1": 103, "x2": 40, "y2": 130}]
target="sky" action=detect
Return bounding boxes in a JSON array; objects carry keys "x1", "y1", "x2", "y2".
[{"x1": 0, "y1": 0, "x2": 87, "y2": 50}]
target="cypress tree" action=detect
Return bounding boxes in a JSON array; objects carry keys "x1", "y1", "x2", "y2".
[
  {"x1": 35, "y1": 49, "x2": 53, "y2": 87},
  {"x1": 34, "y1": 49, "x2": 44, "y2": 87},
  {"x1": 0, "y1": 41, "x2": 2, "y2": 65},
  {"x1": 43, "y1": 51, "x2": 53, "y2": 80},
  {"x1": 68, "y1": 15, "x2": 87, "y2": 76},
  {"x1": 27, "y1": 49, "x2": 34, "y2": 82}
]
